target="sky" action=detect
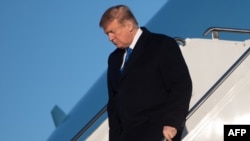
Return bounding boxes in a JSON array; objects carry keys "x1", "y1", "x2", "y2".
[{"x1": 0, "y1": 0, "x2": 167, "y2": 141}]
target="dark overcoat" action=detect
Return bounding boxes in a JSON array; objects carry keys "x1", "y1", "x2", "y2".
[{"x1": 107, "y1": 27, "x2": 192, "y2": 141}]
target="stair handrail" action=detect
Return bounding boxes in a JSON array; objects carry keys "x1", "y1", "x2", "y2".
[
  {"x1": 71, "y1": 105, "x2": 107, "y2": 141},
  {"x1": 203, "y1": 27, "x2": 250, "y2": 39}
]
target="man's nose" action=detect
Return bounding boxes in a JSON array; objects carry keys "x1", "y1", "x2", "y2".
[{"x1": 108, "y1": 34, "x2": 114, "y2": 41}]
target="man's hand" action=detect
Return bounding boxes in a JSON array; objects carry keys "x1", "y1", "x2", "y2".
[{"x1": 163, "y1": 126, "x2": 177, "y2": 141}]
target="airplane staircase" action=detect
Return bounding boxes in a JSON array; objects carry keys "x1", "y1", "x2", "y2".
[{"x1": 72, "y1": 27, "x2": 250, "y2": 141}]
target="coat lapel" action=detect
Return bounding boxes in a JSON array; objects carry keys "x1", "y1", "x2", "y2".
[{"x1": 120, "y1": 27, "x2": 151, "y2": 79}]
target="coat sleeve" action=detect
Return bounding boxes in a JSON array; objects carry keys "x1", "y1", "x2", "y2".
[
  {"x1": 159, "y1": 37, "x2": 192, "y2": 130},
  {"x1": 107, "y1": 53, "x2": 122, "y2": 141}
]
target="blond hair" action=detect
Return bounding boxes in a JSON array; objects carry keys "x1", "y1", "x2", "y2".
[{"x1": 99, "y1": 5, "x2": 138, "y2": 28}]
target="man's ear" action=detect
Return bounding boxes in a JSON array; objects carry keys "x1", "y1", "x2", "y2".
[{"x1": 125, "y1": 20, "x2": 133, "y2": 32}]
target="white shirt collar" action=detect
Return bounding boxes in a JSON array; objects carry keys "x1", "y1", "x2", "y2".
[{"x1": 129, "y1": 28, "x2": 143, "y2": 49}]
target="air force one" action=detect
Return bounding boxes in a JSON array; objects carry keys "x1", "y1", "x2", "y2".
[{"x1": 47, "y1": 0, "x2": 250, "y2": 140}]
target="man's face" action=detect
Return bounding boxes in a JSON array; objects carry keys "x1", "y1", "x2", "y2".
[{"x1": 103, "y1": 19, "x2": 132, "y2": 49}]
